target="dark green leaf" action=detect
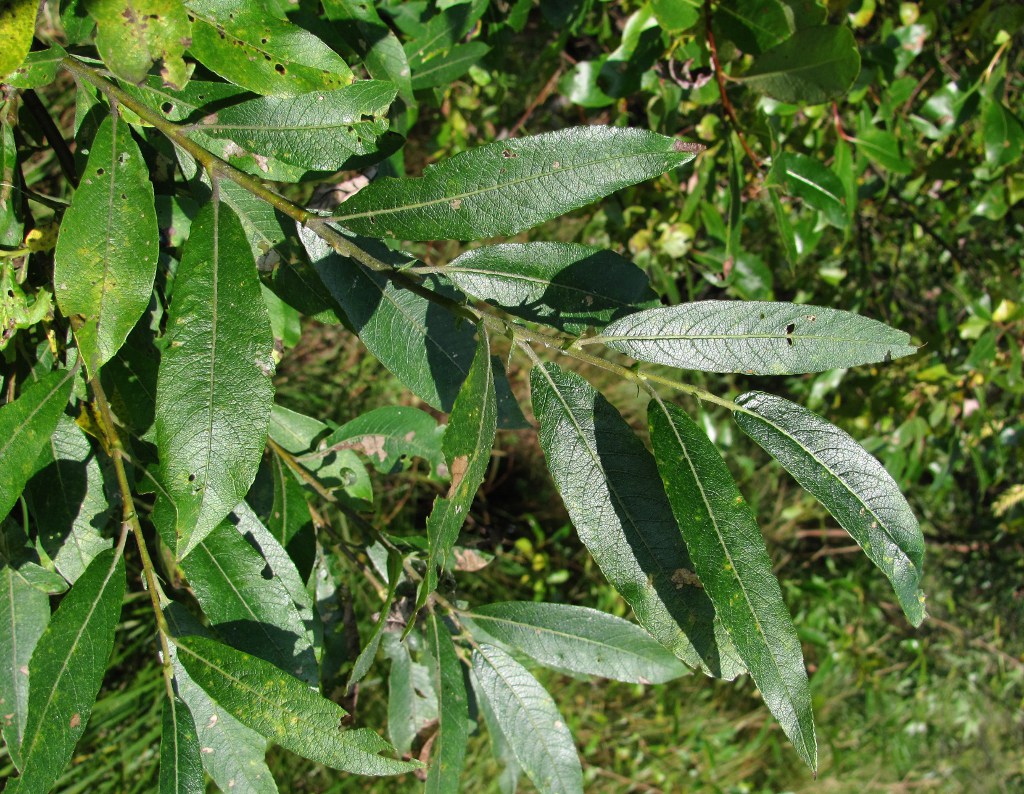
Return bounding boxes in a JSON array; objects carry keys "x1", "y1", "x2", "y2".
[
  {"x1": 465, "y1": 601, "x2": 689, "y2": 684},
  {"x1": 598, "y1": 300, "x2": 917, "y2": 375},
  {"x1": 303, "y1": 229, "x2": 476, "y2": 411},
  {"x1": 2, "y1": 44, "x2": 67, "y2": 89},
  {"x1": 0, "y1": 566, "x2": 50, "y2": 770},
  {"x1": 267, "y1": 453, "x2": 312, "y2": 547},
  {"x1": 55, "y1": 114, "x2": 159, "y2": 377},
  {"x1": 740, "y1": 25, "x2": 860, "y2": 104},
  {"x1": 0, "y1": 370, "x2": 75, "y2": 524},
  {"x1": 1, "y1": 116, "x2": 24, "y2": 247},
  {"x1": 472, "y1": 643, "x2": 583, "y2": 794},
  {"x1": 6, "y1": 548, "x2": 125, "y2": 794},
  {"x1": 420, "y1": 329, "x2": 497, "y2": 606},
  {"x1": 443, "y1": 242, "x2": 659, "y2": 333},
  {"x1": 767, "y1": 152, "x2": 849, "y2": 229},
  {"x1": 425, "y1": 613, "x2": 468, "y2": 794},
  {"x1": 853, "y1": 128, "x2": 912, "y2": 174},
  {"x1": 0, "y1": 0, "x2": 37, "y2": 82},
  {"x1": 88, "y1": 0, "x2": 191, "y2": 88},
  {"x1": 333, "y1": 127, "x2": 703, "y2": 241},
  {"x1": 530, "y1": 363, "x2": 743, "y2": 678},
  {"x1": 185, "y1": 0, "x2": 354, "y2": 96},
  {"x1": 983, "y1": 99, "x2": 1024, "y2": 168},
  {"x1": 154, "y1": 201, "x2": 274, "y2": 558},
  {"x1": 322, "y1": 0, "x2": 414, "y2": 103},
  {"x1": 714, "y1": 0, "x2": 792, "y2": 54},
  {"x1": 159, "y1": 696, "x2": 204, "y2": 794},
  {"x1": 410, "y1": 41, "x2": 491, "y2": 91},
  {"x1": 649, "y1": 400, "x2": 816, "y2": 771},
  {"x1": 768, "y1": 189, "x2": 799, "y2": 265},
  {"x1": 196, "y1": 82, "x2": 398, "y2": 171},
  {"x1": 734, "y1": 392, "x2": 926, "y2": 625},
  {"x1": 348, "y1": 550, "x2": 401, "y2": 689},
  {"x1": 174, "y1": 634, "x2": 422, "y2": 775}
]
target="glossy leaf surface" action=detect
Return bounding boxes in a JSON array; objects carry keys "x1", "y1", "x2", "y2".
[
  {"x1": 768, "y1": 152, "x2": 848, "y2": 229},
  {"x1": 334, "y1": 127, "x2": 702, "y2": 241},
  {"x1": 649, "y1": 400, "x2": 816, "y2": 771},
  {"x1": 735, "y1": 392, "x2": 926, "y2": 625},
  {"x1": 530, "y1": 362, "x2": 742, "y2": 678},
  {"x1": 599, "y1": 300, "x2": 916, "y2": 375}
]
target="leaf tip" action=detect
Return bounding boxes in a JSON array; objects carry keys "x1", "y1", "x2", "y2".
[{"x1": 673, "y1": 139, "x2": 706, "y2": 154}]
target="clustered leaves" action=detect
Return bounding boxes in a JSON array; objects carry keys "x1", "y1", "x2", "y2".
[{"x1": 0, "y1": 2, "x2": 932, "y2": 792}]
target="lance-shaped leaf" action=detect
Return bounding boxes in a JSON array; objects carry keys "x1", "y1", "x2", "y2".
[
  {"x1": 165, "y1": 604, "x2": 279, "y2": 794},
  {"x1": 734, "y1": 391, "x2": 926, "y2": 625},
  {"x1": 347, "y1": 550, "x2": 401, "y2": 689},
  {"x1": 322, "y1": 0, "x2": 413, "y2": 103},
  {"x1": 196, "y1": 81, "x2": 398, "y2": 172},
  {"x1": 269, "y1": 404, "x2": 328, "y2": 454},
  {"x1": 530, "y1": 363, "x2": 743, "y2": 678},
  {"x1": 443, "y1": 242, "x2": 659, "y2": 333},
  {"x1": 410, "y1": 41, "x2": 491, "y2": 91},
  {"x1": 155, "y1": 201, "x2": 274, "y2": 558},
  {"x1": 472, "y1": 643, "x2": 583, "y2": 794},
  {"x1": 383, "y1": 632, "x2": 438, "y2": 755},
  {"x1": 88, "y1": 0, "x2": 191, "y2": 88},
  {"x1": 6, "y1": 549, "x2": 125, "y2": 794},
  {"x1": 0, "y1": 369, "x2": 75, "y2": 524},
  {"x1": 180, "y1": 513, "x2": 318, "y2": 685},
  {"x1": 28, "y1": 415, "x2": 113, "y2": 584},
  {"x1": 174, "y1": 634, "x2": 422, "y2": 776},
  {"x1": 598, "y1": 300, "x2": 916, "y2": 375},
  {"x1": 767, "y1": 152, "x2": 848, "y2": 229},
  {"x1": 463, "y1": 602, "x2": 689, "y2": 684},
  {"x1": 159, "y1": 696, "x2": 204, "y2": 794},
  {"x1": 425, "y1": 613, "x2": 468, "y2": 794},
  {"x1": 54, "y1": 115, "x2": 158, "y2": 377},
  {"x1": 0, "y1": 566, "x2": 50, "y2": 769},
  {"x1": 333, "y1": 126, "x2": 703, "y2": 241},
  {"x1": 419, "y1": 329, "x2": 497, "y2": 607},
  {"x1": 2, "y1": 115, "x2": 24, "y2": 247},
  {"x1": 302, "y1": 229, "x2": 476, "y2": 411},
  {"x1": 649, "y1": 400, "x2": 817, "y2": 771},
  {"x1": 318, "y1": 405, "x2": 446, "y2": 475},
  {"x1": 267, "y1": 453, "x2": 313, "y2": 547},
  {"x1": 0, "y1": 0, "x2": 36, "y2": 81},
  {"x1": 185, "y1": 0, "x2": 353, "y2": 96},
  {"x1": 739, "y1": 25, "x2": 860, "y2": 104}
]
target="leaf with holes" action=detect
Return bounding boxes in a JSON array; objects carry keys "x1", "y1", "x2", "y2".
[{"x1": 87, "y1": 0, "x2": 191, "y2": 88}]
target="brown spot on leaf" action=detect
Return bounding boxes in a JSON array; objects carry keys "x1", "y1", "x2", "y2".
[
  {"x1": 673, "y1": 139, "x2": 706, "y2": 154},
  {"x1": 453, "y1": 547, "x2": 490, "y2": 572},
  {"x1": 70, "y1": 713, "x2": 81, "y2": 729},
  {"x1": 446, "y1": 455, "x2": 469, "y2": 498}
]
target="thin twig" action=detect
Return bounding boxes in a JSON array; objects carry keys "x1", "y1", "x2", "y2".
[{"x1": 21, "y1": 88, "x2": 78, "y2": 188}]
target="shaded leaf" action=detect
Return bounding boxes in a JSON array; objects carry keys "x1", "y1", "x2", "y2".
[
  {"x1": 348, "y1": 550, "x2": 402, "y2": 689},
  {"x1": 333, "y1": 126, "x2": 702, "y2": 241},
  {"x1": 472, "y1": 643, "x2": 583, "y2": 794},
  {"x1": 734, "y1": 391, "x2": 926, "y2": 625},
  {"x1": 983, "y1": 98, "x2": 1024, "y2": 168},
  {"x1": 174, "y1": 634, "x2": 422, "y2": 775},
  {"x1": 425, "y1": 613, "x2": 468, "y2": 794},
  {"x1": 87, "y1": 0, "x2": 191, "y2": 88},
  {"x1": 154, "y1": 201, "x2": 274, "y2": 558},
  {"x1": 410, "y1": 41, "x2": 490, "y2": 91},
  {"x1": 767, "y1": 152, "x2": 848, "y2": 229},
  {"x1": 649, "y1": 400, "x2": 816, "y2": 771},
  {"x1": 741, "y1": 25, "x2": 860, "y2": 104},
  {"x1": 322, "y1": 0, "x2": 413, "y2": 103},
  {"x1": 853, "y1": 128, "x2": 912, "y2": 174},
  {"x1": 443, "y1": 242, "x2": 659, "y2": 333},
  {"x1": 318, "y1": 405, "x2": 446, "y2": 475},
  {"x1": 5, "y1": 549, "x2": 125, "y2": 794},
  {"x1": 530, "y1": 362, "x2": 743, "y2": 678},
  {"x1": 464, "y1": 601, "x2": 689, "y2": 684},
  {"x1": 269, "y1": 403, "x2": 328, "y2": 454},
  {"x1": 598, "y1": 300, "x2": 916, "y2": 375},
  {"x1": 0, "y1": 370, "x2": 75, "y2": 524},
  {"x1": 383, "y1": 631, "x2": 438, "y2": 756},
  {"x1": 267, "y1": 453, "x2": 312, "y2": 547},
  {"x1": 159, "y1": 696, "x2": 204, "y2": 794}
]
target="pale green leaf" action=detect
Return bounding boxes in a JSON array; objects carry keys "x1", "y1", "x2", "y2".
[
  {"x1": 734, "y1": 391, "x2": 926, "y2": 625},
  {"x1": 464, "y1": 601, "x2": 689, "y2": 684},
  {"x1": 317, "y1": 405, "x2": 446, "y2": 475},
  {"x1": 649, "y1": 400, "x2": 816, "y2": 771},
  {"x1": 425, "y1": 613, "x2": 468, "y2": 794},
  {"x1": 383, "y1": 631, "x2": 438, "y2": 756},
  {"x1": 0, "y1": 0, "x2": 37, "y2": 82},
  {"x1": 159, "y1": 696, "x2": 204, "y2": 794},
  {"x1": 598, "y1": 300, "x2": 917, "y2": 375},
  {"x1": 55, "y1": 114, "x2": 159, "y2": 377},
  {"x1": 269, "y1": 404, "x2": 328, "y2": 454},
  {"x1": 154, "y1": 201, "x2": 274, "y2": 558},
  {"x1": 2, "y1": 44, "x2": 67, "y2": 89},
  {"x1": 740, "y1": 25, "x2": 860, "y2": 104},
  {"x1": 174, "y1": 634, "x2": 422, "y2": 775},
  {"x1": 472, "y1": 643, "x2": 583, "y2": 794},
  {"x1": 5, "y1": 549, "x2": 125, "y2": 794},
  {"x1": 86, "y1": 0, "x2": 191, "y2": 88},
  {"x1": 348, "y1": 550, "x2": 401, "y2": 689},
  {"x1": 333, "y1": 127, "x2": 702, "y2": 241},
  {"x1": 530, "y1": 362, "x2": 743, "y2": 678}
]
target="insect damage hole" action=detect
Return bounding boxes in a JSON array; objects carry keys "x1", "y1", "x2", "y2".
[{"x1": 785, "y1": 322, "x2": 796, "y2": 345}]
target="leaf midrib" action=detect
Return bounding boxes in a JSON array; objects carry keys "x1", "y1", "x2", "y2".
[{"x1": 446, "y1": 265, "x2": 637, "y2": 308}]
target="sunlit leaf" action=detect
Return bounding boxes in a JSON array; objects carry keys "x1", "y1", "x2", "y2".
[
  {"x1": 87, "y1": 0, "x2": 191, "y2": 88},
  {"x1": 159, "y1": 696, "x2": 204, "y2": 794}
]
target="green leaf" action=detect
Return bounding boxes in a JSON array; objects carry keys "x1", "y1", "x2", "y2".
[
  {"x1": 983, "y1": 99, "x2": 1024, "y2": 168},
  {"x1": 333, "y1": 127, "x2": 703, "y2": 241},
  {"x1": 267, "y1": 453, "x2": 312, "y2": 547},
  {"x1": 5, "y1": 548, "x2": 125, "y2": 794},
  {"x1": 86, "y1": 0, "x2": 191, "y2": 88},
  {"x1": 734, "y1": 391, "x2": 926, "y2": 625},
  {"x1": 2, "y1": 44, "x2": 68, "y2": 89},
  {"x1": 322, "y1": 0, "x2": 414, "y2": 103},
  {"x1": 303, "y1": 229, "x2": 477, "y2": 411},
  {"x1": 173, "y1": 634, "x2": 422, "y2": 775},
  {"x1": 768, "y1": 189, "x2": 799, "y2": 265},
  {"x1": 530, "y1": 362, "x2": 743, "y2": 678},
  {"x1": 269, "y1": 404, "x2": 328, "y2": 454},
  {"x1": 425, "y1": 613, "x2": 468, "y2": 794},
  {"x1": 767, "y1": 152, "x2": 849, "y2": 229},
  {"x1": 651, "y1": 0, "x2": 699, "y2": 32},
  {"x1": 419, "y1": 329, "x2": 497, "y2": 606},
  {"x1": 464, "y1": 601, "x2": 689, "y2": 684},
  {"x1": 443, "y1": 242, "x2": 659, "y2": 333},
  {"x1": 180, "y1": 511, "x2": 318, "y2": 685},
  {"x1": 472, "y1": 643, "x2": 583, "y2": 794},
  {"x1": 318, "y1": 405, "x2": 446, "y2": 475},
  {"x1": 185, "y1": 0, "x2": 354, "y2": 96},
  {"x1": 2, "y1": 116, "x2": 24, "y2": 248},
  {"x1": 348, "y1": 550, "x2": 402, "y2": 689},
  {"x1": 740, "y1": 25, "x2": 860, "y2": 104},
  {"x1": 648, "y1": 400, "x2": 817, "y2": 771},
  {"x1": 0, "y1": 370, "x2": 75, "y2": 524},
  {"x1": 853, "y1": 128, "x2": 912, "y2": 174},
  {"x1": 159, "y1": 696, "x2": 204, "y2": 794},
  {"x1": 714, "y1": 0, "x2": 792, "y2": 54},
  {"x1": 0, "y1": 566, "x2": 50, "y2": 770},
  {"x1": 0, "y1": 0, "x2": 37, "y2": 82},
  {"x1": 410, "y1": 41, "x2": 491, "y2": 91},
  {"x1": 598, "y1": 300, "x2": 917, "y2": 375},
  {"x1": 195, "y1": 82, "x2": 398, "y2": 172},
  {"x1": 54, "y1": 114, "x2": 159, "y2": 377},
  {"x1": 154, "y1": 201, "x2": 275, "y2": 558},
  {"x1": 383, "y1": 631, "x2": 437, "y2": 755},
  {"x1": 27, "y1": 415, "x2": 113, "y2": 584}
]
